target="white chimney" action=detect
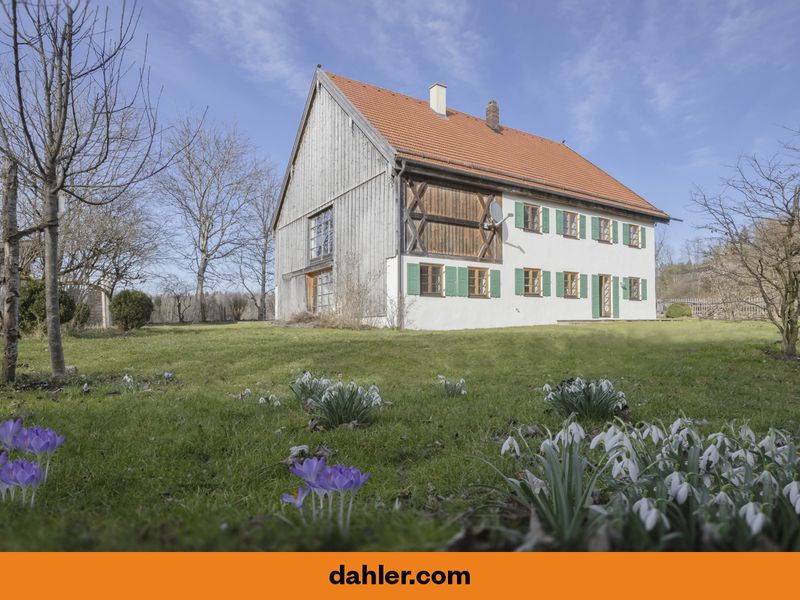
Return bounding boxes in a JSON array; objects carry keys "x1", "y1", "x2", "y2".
[{"x1": 429, "y1": 83, "x2": 447, "y2": 116}]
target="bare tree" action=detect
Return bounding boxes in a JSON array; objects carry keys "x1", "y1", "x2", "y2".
[
  {"x1": 0, "y1": 0, "x2": 165, "y2": 378},
  {"x1": 2, "y1": 157, "x2": 19, "y2": 382},
  {"x1": 236, "y1": 164, "x2": 279, "y2": 320},
  {"x1": 158, "y1": 117, "x2": 259, "y2": 322},
  {"x1": 693, "y1": 137, "x2": 800, "y2": 356},
  {"x1": 159, "y1": 274, "x2": 193, "y2": 323},
  {"x1": 227, "y1": 292, "x2": 248, "y2": 322}
]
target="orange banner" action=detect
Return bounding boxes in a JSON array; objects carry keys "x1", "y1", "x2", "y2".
[{"x1": 3, "y1": 552, "x2": 799, "y2": 598}]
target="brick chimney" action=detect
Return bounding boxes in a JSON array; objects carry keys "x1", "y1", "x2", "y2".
[{"x1": 486, "y1": 99, "x2": 501, "y2": 132}]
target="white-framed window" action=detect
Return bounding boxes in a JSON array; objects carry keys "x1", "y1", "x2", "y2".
[{"x1": 309, "y1": 207, "x2": 333, "y2": 261}]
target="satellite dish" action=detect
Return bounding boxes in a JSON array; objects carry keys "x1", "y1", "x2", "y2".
[
  {"x1": 489, "y1": 200, "x2": 504, "y2": 224},
  {"x1": 484, "y1": 199, "x2": 511, "y2": 230}
]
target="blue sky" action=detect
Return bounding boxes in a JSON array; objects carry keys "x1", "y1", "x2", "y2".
[{"x1": 137, "y1": 0, "x2": 800, "y2": 256}]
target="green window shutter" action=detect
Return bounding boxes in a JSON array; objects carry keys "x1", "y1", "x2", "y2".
[
  {"x1": 490, "y1": 270, "x2": 501, "y2": 298},
  {"x1": 556, "y1": 271, "x2": 564, "y2": 297},
  {"x1": 541, "y1": 207, "x2": 550, "y2": 233},
  {"x1": 591, "y1": 274, "x2": 600, "y2": 318},
  {"x1": 555, "y1": 209, "x2": 564, "y2": 235},
  {"x1": 444, "y1": 266, "x2": 457, "y2": 296},
  {"x1": 580, "y1": 273, "x2": 588, "y2": 298},
  {"x1": 407, "y1": 263, "x2": 420, "y2": 295},
  {"x1": 591, "y1": 216, "x2": 599, "y2": 240},
  {"x1": 579, "y1": 215, "x2": 587, "y2": 239},
  {"x1": 612, "y1": 220, "x2": 619, "y2": 243},
  {"x1": 622, "y1": 223, "x2": 630, "y2": 245},
  {"x1": 613, "y1": 276, "x2": 620, "y2": 318},
  {"x1": 542, "y1": 271, "x2": 551, "y2": 296},
  {"x1": 515, "y1": 268, "x2": 524, "y2": 295},
  {"x1": 515, "y1": 202, "x2": 524, "y2": 229},
  {"x1": 640, "y1": 226, "x2": 647, "y2": 249},
  {"x1": 641, "y1": 278, "x2": 648, "y2": 301},
  {"x1": 457, "y1": 267, "x2": 468, "y2": 297},
  {"x1": 622, "y1": 277, "x2": 629, "y2": 300}
]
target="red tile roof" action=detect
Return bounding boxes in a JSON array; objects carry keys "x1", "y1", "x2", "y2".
[{"x1": 326, "y1": 72, "x2": 669, "y2": 220}]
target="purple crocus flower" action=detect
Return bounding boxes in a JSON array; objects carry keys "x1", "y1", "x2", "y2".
[
  {"x1": 289, "y1": 457, "x2": 327, "y2": 486},
  {"x1": 14, "y1": 425, "x2": 65, "y2": 456},
  {"x1": 0, "y1": 419, "x2": 22, "y2": 450},
  {"x1": 281, "y1": 484, "x2": 310, "y2": 509}
]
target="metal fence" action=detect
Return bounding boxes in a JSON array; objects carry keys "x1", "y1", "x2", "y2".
[{"x1": 657, "y1": 297, "x2": 769, "y2": 320}]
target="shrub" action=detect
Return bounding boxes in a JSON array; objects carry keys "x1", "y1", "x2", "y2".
[
  {"x1": 310, "y1": 382, "x2": 382, "y2": 429},
  {"x1": 543, "y1": 378, "x2": 628, "y2": 420},
  {"x1": 19, "y1": 280, "x2": 76, "y2": 333},
  {"x1": 110, "y1": 290, "x2": 154, "y2": 331},
  {"x1": 496, "y1": 417, "x2": 800, "y2": 550},
  {"x1": 666, "y1": 302, "x2": 692, "y2": 318},
  {"x1": 437, "y1": 375, "x2": 467, "y2": 397}
]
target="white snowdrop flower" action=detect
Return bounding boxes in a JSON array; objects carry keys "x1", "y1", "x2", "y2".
[
  {"x1": 783, "y1": 481, "x2": 800, "y2": 505},
  {"x1": 611, "y1": 459, "x2": 624, "y2": 479},
  {"x1": 540, "y1": 438, "x2": 558, "y2": 454},
  {"x1": 633, "y1": 497, "x2": 653, "y2": 521},
  {"x1": 644, "y1": 508, "x2": 661, "y2": 531},
  {"x1": 738, "y1": 425, "x2": 756, "y2": 444},
  {"x1": 794, "y1": 497, "x2": 800, "y2": 515},
  {"x1": 82, "y1": 383, "x2": 90, "y2": 393},
  {"x1": 756, "y1": 470, "x2": 778, "y2": 490},
  {"x1": 258, "y1": 397, "x2": 267, "y2": 405},
  {"x1": 270, "y1": 395, "x2": 281, "y2": 407},
  {"x1": 567, "y1": 422, "x2": 585, "y2": 444},
  {"x1": 712, "y1": 491, "x2": 735, "y2": 509},
  {"x1": 700, "y1": 444, "x2": 720, "y2": 471},
  {"x1": 590, "y1": 432, "x2": 605, "y2": 450},
  {"x1": 643, "y1": 425, "x2": 665, "y2": 444},
  {"x1": 501, "y1": 436, "x2": 520, "y2": 458},
  {"x1": 665, "y1": 471, "x2": 683, "y2": 498},
  {"x1": 669, "y1": 419, "x2": 685, "y2": 436},
  {"x1": 676, "y1": 481, "x2": 692, "y2": 505},
  {"x1": 542, "y1": 383, "x2": 552, "y2": 394},
  {"x1": 242, "y1": 388, "x2": 252, "y2": 398},
  {"x1": 122, "y1": 374, "x2": 133, "y2": 384},
  {"x1": 749, "y1": 512, "x2": 767, "y2": 535},
  {"x1": 624, "y1": 458, "x2": 640, "y2": 483}
]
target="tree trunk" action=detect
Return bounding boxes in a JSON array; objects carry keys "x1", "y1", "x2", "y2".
[
  {"x1": 258, "y1": 252, "x2": 267, "y2": 321},
  {"x1": 2, "y1": 158, "x2": 20, "y2": 384},
  {"x1": 44, "y1": 180, "x2": 66, "y2": 379},
  {"x1": 194, "y1": 264, "x2": 207, "y2": 323},
  {"x1": 782, "y1": 318, "x2": 798, "y2": 357}
]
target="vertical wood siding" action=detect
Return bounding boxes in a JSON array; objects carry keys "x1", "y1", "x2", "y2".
[{"x1": 274, "y1": 85, "x2": 396, "y2": 319}]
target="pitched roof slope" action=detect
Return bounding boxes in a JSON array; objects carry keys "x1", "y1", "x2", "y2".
[{"x1": 326, "y1": 72, "x2": 668, "y2": 220}]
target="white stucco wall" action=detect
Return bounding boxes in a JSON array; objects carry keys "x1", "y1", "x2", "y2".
[{"x1": 400, "y1": 192, "x2": 657, "y2": 330}]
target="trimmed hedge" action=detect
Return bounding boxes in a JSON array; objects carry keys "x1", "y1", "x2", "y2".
[
  {"x1": 666, "y1": 302, "x2": 692, "y2": 318},
  {"x1": 110, "y1": 290, "x2": 154, "y2": 331}
]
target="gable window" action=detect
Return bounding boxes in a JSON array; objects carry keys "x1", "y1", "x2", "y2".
[
  {"x1": 564, "y1": 271, "x2": 580, "y2": 298},
  {"x1": 524, "y1": 268, "x2": 542, "y2": 296},
  {"x1": 309, "y1": 207, "x2": 334, "y2": 261},
  {"x1": 420, "y1": 263, "x2": 443, "y2": 296},
  {"x1": 599, "y1": 217, "x2": 611, "y2": 242},
  {"x1": 468, "y1": 267, "x2": 489, "y2": 298},
  {"x1": 307, "y1": 268, "x2": 333, "y2": 313},
  {"x1": 629, "y1": 276, "x2": 641, "y2": 301},
  {"x1": 563, "y1": 211, "x2": 579, "y2": 238},
  {"x1": 628, "y1": 224, "x2": 641, "y2": 248},
  {"x1": 523, "y1": 204, "x2": 541, "y2": 233}
]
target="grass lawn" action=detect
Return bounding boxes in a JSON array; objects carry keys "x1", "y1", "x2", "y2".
[{"x1": 1, "y1": 320, "x2": 799, "y2": 550}]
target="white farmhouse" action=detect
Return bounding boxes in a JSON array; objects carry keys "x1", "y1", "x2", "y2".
[{"x1": 271, "y1": 68, "x2": 670, "y2": 330}]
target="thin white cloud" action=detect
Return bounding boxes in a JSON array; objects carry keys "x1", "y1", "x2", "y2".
[{"x1": 181, "y1": 0, "x2": 485, "y2": 100}]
